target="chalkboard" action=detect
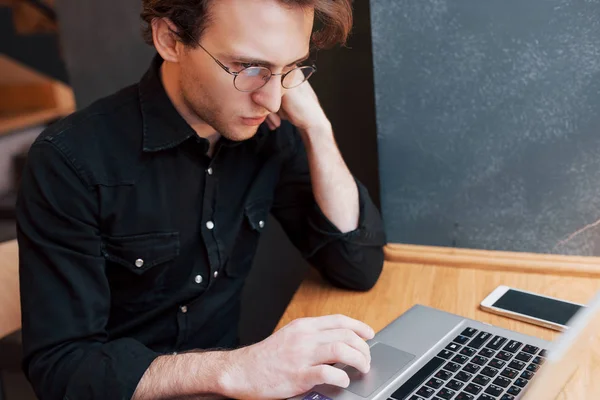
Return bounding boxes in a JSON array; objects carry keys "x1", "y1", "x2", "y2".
[{"x1": 371, "y1": 0, "x2": 600, "y2": 255}]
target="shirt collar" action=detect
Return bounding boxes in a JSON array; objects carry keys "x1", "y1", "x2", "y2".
[{"x1": 138, "y1": 53, "x2": 269, "y2": 153}]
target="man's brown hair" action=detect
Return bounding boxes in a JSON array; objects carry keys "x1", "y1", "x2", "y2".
[{"x1": 141, "y1": 0, "x2": 353, "y2": 49}]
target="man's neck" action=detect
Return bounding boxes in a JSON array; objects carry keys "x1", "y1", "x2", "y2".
[{"x1": 160, "y1": 61, "x2": 220, "y2": 156}]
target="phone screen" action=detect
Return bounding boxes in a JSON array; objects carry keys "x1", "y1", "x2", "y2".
[{"x1": 492, "y1": 289, "x2": 582, "y2": 326}]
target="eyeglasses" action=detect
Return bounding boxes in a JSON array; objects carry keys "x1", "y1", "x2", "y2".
[{"x1": 192, "y1": 39, "x2": 317, "y2": 92}]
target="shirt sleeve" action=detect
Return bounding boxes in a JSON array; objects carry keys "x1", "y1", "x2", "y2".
[
  {"x1": 16, "y1": 138, "x2": 159, "y2": 400},
  {"x1": 271, "y1": 126, "x2": 387, "y2": 291}
]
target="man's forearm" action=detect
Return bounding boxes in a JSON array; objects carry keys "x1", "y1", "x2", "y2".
[
  {"x1": 299, "y1": 122, "x2": 360, "y2": 233},
  {"x1": 132, "y1": 351, "x2": 231, "y2": 400}
]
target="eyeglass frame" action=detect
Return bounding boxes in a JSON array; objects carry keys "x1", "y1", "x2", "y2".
[{"x1": 180, "y1": 30, "x2": 317, "y2": 92}]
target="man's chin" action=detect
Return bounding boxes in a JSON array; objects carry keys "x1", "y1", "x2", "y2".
[{"x1": 221, "y1": 125, "x2": 260, "y2": 142}]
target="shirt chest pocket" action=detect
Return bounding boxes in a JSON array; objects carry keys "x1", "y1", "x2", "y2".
[
  {"x1": 101, "y1": 231, "x2": 180, "y2": 312},
  {"x1": 225, "y1": 199, "x2": 271, "y2": 278}
]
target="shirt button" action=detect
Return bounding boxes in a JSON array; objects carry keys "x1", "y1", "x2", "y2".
[
  {"x1": 194, "y1": 274, "x2": 203, "y2": 284},
  {"x1": 180, "y1": 305, "x2": 188, "y2": 313},
  {"x1": 213, "y1": 271, "x2": 219, "y2": 278},
  {"x1": 259, "y1": 220, "x2": 265, "y2": 228},
  {"x1": 172, "y1": 351, "x2": 178, "y2": 355},
  {"x1": 135, "y1": 259, "x2": 144, "y2": 268},
  {"x1": 207, "y1": 167, "x2": 213, "y2": 175},
  {"x1": 206, "y1": 221, "x2": 215, "y2": 230}
]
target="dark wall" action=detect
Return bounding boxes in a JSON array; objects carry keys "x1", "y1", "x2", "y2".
[
  {"x1": 54, "y1": 0, "x2": 155, "y2": 108},
  {"x1": 1, "y1": 7, "x2": 68, "y2": 83},
  {"x1": 372, "y1": 0, "x2": 600, "y2": 256},
  {"x1": 54, "y1": 0, "x2": 379, "y2": 344}
]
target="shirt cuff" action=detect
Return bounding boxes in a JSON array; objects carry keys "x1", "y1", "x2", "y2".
[
  {"x1": 64, "y1": 338, "x2": 160, "y2": 399},
  {"x1": 306, "y1": 178, "x2": 387, "y2": 255}
]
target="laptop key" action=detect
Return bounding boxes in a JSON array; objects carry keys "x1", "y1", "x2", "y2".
[
  {"x1": 472, "y1": 374, "x2": 490, "y2": 386},
  {"x1": 443, "y1": 362, "x2": 461, "y2": 372},
  {"x1": 452, "y1": 354, "x2": 469, "y2": 364},
  {"x1": 484, "y1": 384, "x2": 503, "y2": 397},
  {"x1": 486, "y1": 336, "x2": 507, "y2": 351},
  {"x1": 520, "y1": 370, "x2": 534, "y2": 380},
  {"x1": 426, "y1": 378, "x2": 444, "y2": 389},
  {"x1": 463, "y1": 363, "x2": 481, "y2": 374},
  {"x1": 503, "y1": 340, "x2": 523, "y2": 353},
  {"x1": 481, "y1": 366, "x2": 499, "y2": 378},
  {"x1": 514, "y1": 378, "x2": 528, "y2": 388},
  {"x1": 470, "y1": 356, "x2": 486, "y2": 367},
  {"x1": 488, "y1": 359, "x2": 506, "y2": 369},
  {"x1": 522, "y1": 345, "x2": 539, "y2": 355},
  {"x1": 467, "y1": 331, "x2": 493, "y2": 349},
  {"x1": 438, "y1": 350, "x2": 453, "y2": 359},
  {"x1": 408, "y1": 396, "x2": 423, "y2": 400},
  {"x1": 415, "y1": 386, "x2": 435, "y2": 398},
  {"x1": 539, "y1": 349, "x2": 548, "y2": 357},
  {"x1": 462, "y1": 327, "x2": 478, "y2": 337},
  {"x1": 446, "y1": 379, "x2": 464, "y2": 391},
  {"x1": 500, "y1": 368, "x2": 518, "y2": 379},
  {"x1": 508, "y1": 360, "x2": 526, "y2": 371},
  {"x1": 391, "y1": 356, "x2": 445, "y2": 400},
  {"x1": 464, "y1": 383, "x2": 483, "y2": 395},
  {"x1": 478, "y1": 348, "x2": 495, "y2": 358},
  {"x1": 495, "y1": 351, "x2": 512, "y2": 361},
  {"x1": 460, "y1": 347, "x2": 476, "y2": 357},
  {"x1": 507, "y1": 386, "x2": 522, "y2": 396},
  {"x1": 455, "y1": 371, "x2": 472, "y2": 382},
  {"x1": 455, "y1": 393, "x2": 474, "y2": 400},
  {"x1": 492, "y1": 376, "x2": 511, "y2": 388},
  {"x1": 416, "y1": 386, "x2": 435, "y2": 398},
  {"x1": 500, "y1": 395, "x2": 515, "y2": 400},
  {"x1": 478, "y1": 395, "x2": 496, "y2": 400},
  {"x1": 526, "y1": 363, "x2": 539, "y2": 372},
  {"x1": 435, "y1": 369, "x2": 453, "y2": 381},
  {"x1": 515, "y1": 352, "x2": 532, "y2": 362},
  {"x1": 446, "y1": 343, "x2": 462, "y2": 352},
  {"x1": 437, "y1": 388, "x2": 456, "y2": 400},
  {"x1": 454, "y1": 335, "x2": 471, "y2": 345},
  {"x1": 532, "y1": 356, "x2": 545, "y2": 365}
]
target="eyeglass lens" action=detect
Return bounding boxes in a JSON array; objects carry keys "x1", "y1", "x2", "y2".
[{"x1": 234, "y1": 66, "x2": 315, "y2": 92}]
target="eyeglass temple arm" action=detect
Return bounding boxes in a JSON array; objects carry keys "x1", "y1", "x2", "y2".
[{"x1": 196, "y1": 43, "x2": 238, "y2": 76}]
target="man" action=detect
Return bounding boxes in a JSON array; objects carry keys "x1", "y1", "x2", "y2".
[{"x1": 16, "y1": 0, "x2": 386, "y2": 398}]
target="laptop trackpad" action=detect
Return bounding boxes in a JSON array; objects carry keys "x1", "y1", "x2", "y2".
[{"x1": 343, "y1": 342, "x2": 415, "y2": 398}]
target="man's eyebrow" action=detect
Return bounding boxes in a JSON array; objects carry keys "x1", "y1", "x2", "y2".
[{"x1": 227, "y1": 52, "x2": 311, "y2": 68}]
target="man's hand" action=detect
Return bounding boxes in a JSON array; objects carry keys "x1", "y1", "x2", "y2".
[
  {"x1": 265, "y1": 82, "x2": 329, "y2": 134},
  {"x1": 220, "y1": 314, "x2": 375, "y2": 400}
]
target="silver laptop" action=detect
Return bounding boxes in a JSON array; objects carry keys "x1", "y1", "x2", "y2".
[{"x1": 292, "y1": 291, "x2": 600, "y2": 400}]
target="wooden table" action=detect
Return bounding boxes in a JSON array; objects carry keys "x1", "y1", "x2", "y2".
[
  {"x1": 276, "y1": 244, "x2": 600, "y2": 400},
  {"x1": 0, "y1": 239, "x2": 20, "y2": 339}
]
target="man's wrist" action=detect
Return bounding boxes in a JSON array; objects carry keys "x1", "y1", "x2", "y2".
[
  {"x1": 298, "y1": 118, "x2": 334, "y2": 148},
  {"x1": 217, "y1": 346, "x2": 256, "y2": 399}
]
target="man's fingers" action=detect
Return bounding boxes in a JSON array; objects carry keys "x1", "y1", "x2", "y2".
[
  {"x1": 266, "y1": 113, "x2": 281, "y2": 129},
  {"x1": 306, "y1": 365, "x2": 350, "y2": 388},
  {"x1": 317, "y1": 342, "x2": 370, "y2": 374},
  {"x1": 318, "y1": 329, "x2": 371, "y2": 364},
  {"x1": 310, "y1": 314, "x2": 375, "y2": 340}
]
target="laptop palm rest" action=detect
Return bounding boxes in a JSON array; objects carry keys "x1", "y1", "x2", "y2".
[{"x1": 343, "y1": 342, "x2": 415, "y2": 398}]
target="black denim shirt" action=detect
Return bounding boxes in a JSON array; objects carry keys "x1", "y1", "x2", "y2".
[{"x1": 16, "y1": 55, "x2": 386, "y2": 400}]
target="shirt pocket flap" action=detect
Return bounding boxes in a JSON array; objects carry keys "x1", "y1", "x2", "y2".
[
  {"x1": 245, "y1": 199, "x2": 271, "y2": 231},
  {"x1": 101, "y1": 232, "x2": 180, "y2": 274}
]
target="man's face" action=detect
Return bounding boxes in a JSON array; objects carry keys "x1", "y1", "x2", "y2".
[{"x1": 178, "y1": 0, "x2": 314, "y2": 141}]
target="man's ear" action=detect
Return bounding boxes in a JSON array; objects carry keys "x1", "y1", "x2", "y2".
[{"x1": 152, "y1": 17, "x2": 183, "y2": 63}]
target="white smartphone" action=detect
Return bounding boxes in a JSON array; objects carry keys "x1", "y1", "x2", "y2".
[{"x1": 480, "y1": 285, "x2": 585, "y2": 331}]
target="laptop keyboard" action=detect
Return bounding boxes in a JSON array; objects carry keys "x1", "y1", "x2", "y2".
[{"x1": 387, "y1": 327, "x2": 547, "y2": 400}]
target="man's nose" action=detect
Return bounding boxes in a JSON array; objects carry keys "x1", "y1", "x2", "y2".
[{"x1": 251, "y1": 76, "x2": 283, "y2": 113}]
